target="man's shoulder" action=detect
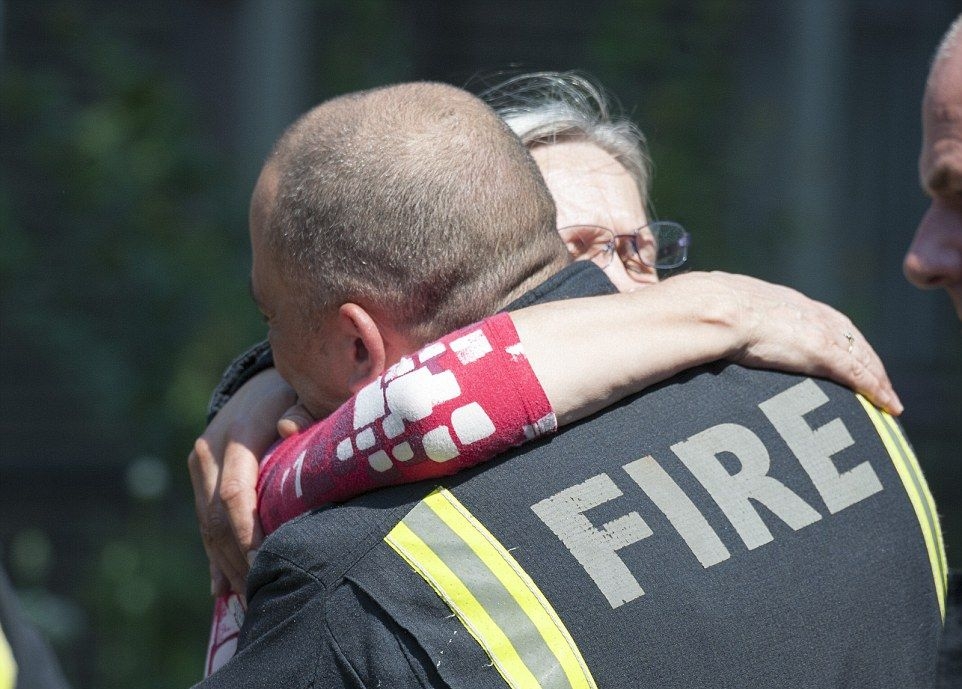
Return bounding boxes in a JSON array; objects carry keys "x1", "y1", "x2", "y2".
[
  {"x1": 257, "y1": 480, "x2": 434, "y2": 585},
  {"x1": 589, "y1": 361, "x2": 877, "y2": 438},
  {"x1": 446, "y1": 365, "x2": 943, "y2": 686},
  {"x1": 505, "y1": 361, "x2": 911, "y2": 516},
  {"x1": 245, "y1": 364, "x2": 942, "y2": 688}
]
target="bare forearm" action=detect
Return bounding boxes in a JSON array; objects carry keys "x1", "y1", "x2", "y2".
[
  {"x1": 513, "y1": 271, "x2": 900, "y2": 425},
  {"x1": 513, "y1": 274, "x2": 740, "y2": 425}
]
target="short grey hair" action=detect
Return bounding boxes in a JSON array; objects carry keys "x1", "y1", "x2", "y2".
[
  {"x1": 265, "y1": 82, "x2": 565, "y2": 342},
  {"x1": 479, "y1": 71, "x2": 653, "y2": 209}
]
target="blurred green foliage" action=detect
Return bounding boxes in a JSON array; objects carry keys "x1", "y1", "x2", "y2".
[
  {"x1": 1, "y1": 2, "x2": 260, "y2": 687},
  {"x1": 588, "y1": 0, "x2": 748, "y2": 271},
  {"x1": 1, "y1": 3, "x2": 259, "y2": 444}
]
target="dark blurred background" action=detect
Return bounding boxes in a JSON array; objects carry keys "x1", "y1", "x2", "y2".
[{"x1": 1, "y1": 1, "x2": 959, "y2": 687}]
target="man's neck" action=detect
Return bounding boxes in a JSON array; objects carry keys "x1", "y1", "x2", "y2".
[{"x1": 496, "y1": 255, "x2": 574, "y2": 311}]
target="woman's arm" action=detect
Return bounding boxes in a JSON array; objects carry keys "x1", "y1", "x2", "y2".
[
  {"x1": 258, "y1": 270, "x2": 898, "y2": 533},
  {"x1": 190, "y1": 271, "x2": 899, "y2": 594},
  {"x1": 255, "y1": 312, "x2": 552, "y2": 533},
  {"x1": 519, "y1": 271, "x2": 899, "y2": 424}
]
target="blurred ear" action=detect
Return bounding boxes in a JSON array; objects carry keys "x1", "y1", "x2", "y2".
[{"x1": 337, "y1": 303, "x2": 388, "y2": 393}]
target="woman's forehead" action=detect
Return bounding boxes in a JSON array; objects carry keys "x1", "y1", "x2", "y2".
[{"x1": 530, "y1": 140, "x2": 646, "y2": 230}]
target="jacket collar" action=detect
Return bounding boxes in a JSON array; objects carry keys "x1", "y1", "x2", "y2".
[{"x1": 504, "y1": 261, "x2": 618, "y2": 312}]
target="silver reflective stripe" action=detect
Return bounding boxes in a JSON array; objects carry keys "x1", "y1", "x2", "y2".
[{"x1": 386, "y1": 488, "x2": 597, "y2": 689}]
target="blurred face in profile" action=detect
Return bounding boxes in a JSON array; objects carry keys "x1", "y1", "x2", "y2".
[
  {"x1": 903, "y1": 23, "x2": 962, "y2": 320},
  {"x1": 530, "y1": 140, "x2": 658, "y2": 292},
  {"x1": 249, "y1": 165, "x2": 351, "y2": 419}
]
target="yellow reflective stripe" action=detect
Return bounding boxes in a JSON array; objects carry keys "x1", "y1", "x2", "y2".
[
  {"x1": 856, "y1": 395, "x2": 946, "y2": 620},
  {"x1": 0, "y1": 624, "x2": 16, "y2": 689},
  {"x1": 879, "y1": 408, "x2": 948, "y2": 593},
  {"x1": 422, "y1": 490, "x2": 596, "y2": 689},
  {"x1": 386, "y1": 488, "x2": 597, "y2": 689},
  {"x1": 387, "y1": 520, "x2": 540, "y2": 688}
]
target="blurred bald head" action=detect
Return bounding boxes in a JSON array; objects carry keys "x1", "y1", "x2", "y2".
[
  {"x1": 919, "y1": 19, "x2": 962, "y2": 196},
  {"x1": 903, "y1": 17, "x2": 962, "y2": 319},
  {"x1": 257, "y1": 82, "x2": 566, "y2": 341}
]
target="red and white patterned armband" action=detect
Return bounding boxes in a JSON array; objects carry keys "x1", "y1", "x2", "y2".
[{"x1": 256, "y1": 311, "x2": 556, "y2": 533}]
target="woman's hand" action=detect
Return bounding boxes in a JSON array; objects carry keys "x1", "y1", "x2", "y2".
[
  {"x1": 188, "y1": 368, "x2": 306, "y2": 597},
  {"x1": 700, "y1": 271, "x2": 900, "y2": 414}
]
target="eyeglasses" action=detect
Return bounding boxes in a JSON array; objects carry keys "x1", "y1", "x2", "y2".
[{"x1": 558, "y1": 221, "x2": 690, "y2": 275}]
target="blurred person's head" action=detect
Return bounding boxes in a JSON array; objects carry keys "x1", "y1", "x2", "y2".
[
  {"x1": 903, "y1": 17, "x2": 962, "y2": 320},
  {"x1": 483, "y1": 72, "x2": 664, "y2": 291},
  {"x1": 249, "y1": 82, "x2": 567, "y2": 417}
]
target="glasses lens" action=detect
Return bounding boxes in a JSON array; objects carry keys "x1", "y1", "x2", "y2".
[
  {"x1": 626, "y1": 229, "x2": 657, "y2": 272},
  {"x1": 648, "y1": 221, "x2": 689, "y2": 269},
  {"x1": 558, "y1": 226, "x2": 614, "y2": 268}
]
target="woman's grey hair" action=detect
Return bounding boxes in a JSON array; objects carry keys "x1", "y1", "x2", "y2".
[{"x1": 479, "y1": 71, "x2": 652, "y2": 208}]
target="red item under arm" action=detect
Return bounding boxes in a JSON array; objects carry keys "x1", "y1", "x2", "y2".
[{"x1": 256, "y1": 311, "x2": 556, "y2": 534}]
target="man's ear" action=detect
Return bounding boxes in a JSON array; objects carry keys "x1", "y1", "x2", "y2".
[{"x1": 337, "y1": 303, "x2": 388, "y2": 393}]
